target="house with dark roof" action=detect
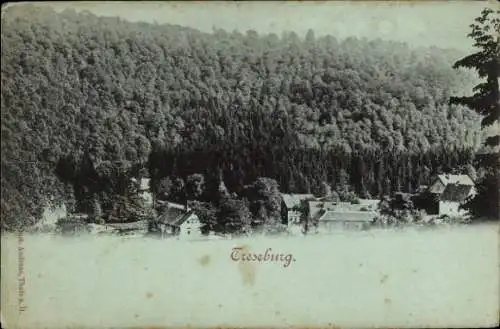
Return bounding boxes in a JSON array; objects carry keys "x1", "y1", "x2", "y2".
[
  {"x1": 438, "y1": 184, "x2": 475, "y2": 217},
  {"x1": 280, "y1": 194, "x2": 315, "y2": 226},
  {"x1": 426, "y1": 174, "x2": 476, "y2": 217},
  {"x1": 152, "y1": 202, "x2": 202, "y2": 238},
  {"x1": 429, "y1": 174, "x2": 475, "y2": 195}
]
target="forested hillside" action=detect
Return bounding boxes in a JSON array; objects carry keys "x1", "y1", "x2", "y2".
[{"x1": 1, "y1": 6, "x2": 482, "y2": 229}]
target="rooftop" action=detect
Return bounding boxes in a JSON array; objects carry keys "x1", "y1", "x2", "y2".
[
  {"x1": 157, "y1": 200, "x2": 187, "y2": 210},
  {"x1": 308, "y1": 200, "x2": 378, "y2": 219},
  {"x1": 317, "y1": 210, "x2": 377, "y2": 222},
  {"x1": 156, "y1": 203, "x2": 197, "y2": 227},
  {"x1": 437, "y1": 174, "x2": 474, "y2": 186},
  {"x1": 440, "y1": 184, "x2": 474, "y2": 202},
  {"x1": 105, "y1": 220, "x2": 149, "y2": 230},
  {"x1": 281, "y1": 194, "x2": 315, "y2": 209}
]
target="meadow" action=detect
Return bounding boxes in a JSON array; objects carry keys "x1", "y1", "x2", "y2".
[{"x1": 1, "y1": 223, "x2": 498, "y2": 328}]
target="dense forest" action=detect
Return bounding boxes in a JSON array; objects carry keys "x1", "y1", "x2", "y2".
[{"x1": 1, "y1": 6, "x2": 485, "y2": 230}]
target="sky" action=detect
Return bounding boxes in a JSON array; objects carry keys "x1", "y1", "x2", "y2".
[{"x1": 25, "y1": 1, "x2": 496, "y2": 52}]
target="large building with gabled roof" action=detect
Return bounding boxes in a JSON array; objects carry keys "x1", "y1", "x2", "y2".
[{"x1": 427, "y1": 174, "x2": 476, "y2": 217}]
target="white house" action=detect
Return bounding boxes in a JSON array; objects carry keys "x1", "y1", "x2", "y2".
[
  {"x1": 426, "y1": 174, "x2": 476, "y2": 217},
  {"x1": 177, "y1": 212, "x2": 202, "y2": 238},
  {"x1": 161, "y1": 211, "x2": 202, "y2": 238},
  {"x1": 280, "y1": 194, "x2": 315, "y2": 226},
  {"x1": 154, "y1": 202, "x2": 203, "y2": 238},
  {"x1": 131, "y1": 177, "x2": 153, "y2": 207},
  {"x1": 438, "y1": 184, "x2": 475, "y2": 217},
  {"x1": 33, "y1": 203, "x2": 68, "y2": 231}
]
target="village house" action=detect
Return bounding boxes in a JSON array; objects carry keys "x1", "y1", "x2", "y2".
[
  {"x1": 55, "y1": 213, "x2": 90, "y2": 234},
  {"x1": 131, "y1": 177, "x2": 153, "y2": 207},
  {"x1": 280, "y1": 194, "x2": 315, "y2": 226},
  {"x1": 429, "y1": 174, "x2": 475, "y2": 195},
  {"x1": 438, "y1": 184, "x2": 475, "y2": 217},
  {"x1": 308, "y1": 199, "x2": 379, "y2": 219},
  {"x1": 315, "y1": 210, "x2": 376, "y2": 230},
  {"x1": 427, "y1": 174, "x2": 476, "y2": 217},
  {"x1": 152, "y1": 201, "x2": 202, "y2": 238},
  {"x1": 307, "y1": 200, "x2": 377, "y2": 231},
  {"x1": 32, "y1": 203, "x2": 68, "y2": 232}
]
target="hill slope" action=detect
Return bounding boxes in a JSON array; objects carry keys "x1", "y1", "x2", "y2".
[{"x1": 1, "y1": 6, "x2": 481, "y2": 228}]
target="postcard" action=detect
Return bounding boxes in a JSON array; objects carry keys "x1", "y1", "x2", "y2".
[{"x1": 1, "y1": 1, "x2": 499, "y2": 328}]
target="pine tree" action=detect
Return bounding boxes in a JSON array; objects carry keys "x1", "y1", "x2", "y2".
[
  {"x1": 451, "y1": 7, "x2": 500, "y2": 220},
  {"x1": 450, "y1": 7, "x2": 500, "y2": 150}
]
